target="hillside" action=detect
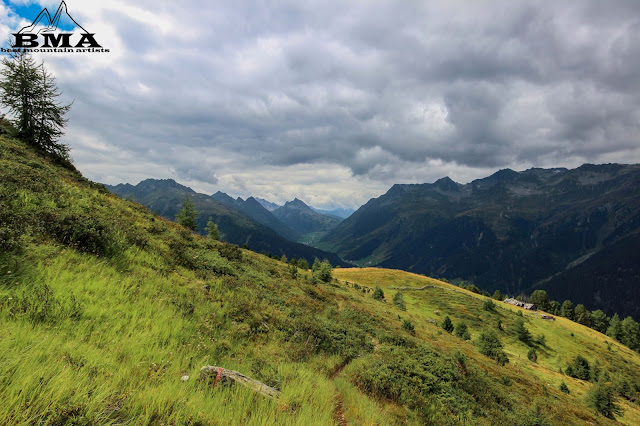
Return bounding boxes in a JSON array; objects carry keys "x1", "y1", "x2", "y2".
[
  {"x1": 2, "y1": 135, "x2": 640, "y2": 424},
  {"x1": 273, "y1": 198, "x2": 343, "y2": 235},
  {"x1": 106, "y1": 179, "x2": 346, "y2": 266},
  {"x1": 322, "y1": 165, "x2": 640, "y2": 318}
]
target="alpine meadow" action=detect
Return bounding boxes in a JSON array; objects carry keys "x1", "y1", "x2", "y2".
[{"x1": 3, "y1": 1, "x2": 640, "y2": 425}]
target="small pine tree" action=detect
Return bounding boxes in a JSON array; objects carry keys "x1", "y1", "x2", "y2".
[
  {"x1": 402, "y1": 319, "x2": 415, "y2": 333},
  {"x1": 205, "y1": 217, "x2": 220, "y2": 240},
  {"x1": 442, "y1": 316, "x2": 454, "y2": 333},
  {"x1": 512, "y1": 318, "x2": 532, "y2": 344},
  {"x1": 176, "y1": 195, "x2": 198, "y2": 231},
  {"x1": 527, "y1": 347, "x2": 537, "y2": 362},
  {"x1": 492, "y1": 290, "x2": 503, "y2": 300},
  {"x1": 287, "y1": 264, "x2": 298, "y2": 279},
  {"x1": 560, "y1": 381, "x2": 570, "y2": 394},
  {"x1": 297, "y1": 258, "x2": 310, "y2": 270}
]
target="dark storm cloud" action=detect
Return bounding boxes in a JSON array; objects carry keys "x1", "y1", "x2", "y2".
[{"x1": 5, "y1": 0, "x2": 640, "y2": 207}]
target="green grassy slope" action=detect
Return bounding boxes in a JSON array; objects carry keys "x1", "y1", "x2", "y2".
[{"x1": 1, "y1": 135, "x2": 639, "y2": 424}]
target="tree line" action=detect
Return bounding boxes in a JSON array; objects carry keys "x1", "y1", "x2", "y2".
[{"x1": 448, "y1": 277, "x2": 640, "y2": 353}]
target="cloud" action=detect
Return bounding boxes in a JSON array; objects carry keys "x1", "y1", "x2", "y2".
[{"x1": 2, "y1": 0, "x2": 640, "y2": 208}]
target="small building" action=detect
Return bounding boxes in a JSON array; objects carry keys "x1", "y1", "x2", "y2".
[
  {"x1": 503, "y1": 298, "x2": 525, "y2": 307},
  {"x1": 503, "y1": 298, "x2": 537, "y2": 310}
]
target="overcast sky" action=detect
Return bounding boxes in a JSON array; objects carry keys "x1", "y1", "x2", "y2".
[{"x1": 2, "y1": 1, "x2": 640, "y2": 209}]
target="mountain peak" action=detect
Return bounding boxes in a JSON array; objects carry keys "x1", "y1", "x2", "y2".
[
  {"x1": 285, "y1": 198, "x2": 311, "y2": 209},
  {"x1": 433, "y1": 176, "x2": 460, "y2": 192},
  {"x1": 137, "y1": 178, "x2": 195, "y2": 192}
]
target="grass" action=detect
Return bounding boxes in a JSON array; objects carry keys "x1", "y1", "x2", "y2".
[
  {"x1": 334, "y1": 267, "x2": 640, "y2": 425},
  {"x1": 1, "y1": 134, "x2": 640, "y2": 424}
]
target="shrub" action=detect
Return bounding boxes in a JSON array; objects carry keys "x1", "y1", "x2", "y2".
[
  {"x1": 527, "y1": 348, "x2": 537, "y2": 363},
  {"x1": 372, "y1": 287, "x2": 385, "y2": 301},
  {"x1": 565, "y1": 355, "x2": 590, "y2": 381},
  {"x1": 47, "y1": 209, "x2": 126, "y2": 257},
  {"x1": 219, "y1": 243, "x2": 242, "y2": 261},
  {"x1": 585, "y1": 383, "x2": 623, "y2": 419},
  {"x1": 477, "y1": 330, "x2": 509, "y2": 366},
  {"x1": 287, "y1": 264, "x2": 298, "y2": 279},
  {"x1": 392, "y1": 292, "x2": 406, "y2": 310},
  {"x1": 346, "y1": 344, "x2": 460, "y2": 413},
  {"x1": 312, "y1": 259, "x2": 332, "y2": 282},
  {"x1": 559, "y1": 382, "x2": 570, "y2": 394},
  {"x1": 466, "y1": 284, "x2": 480, "y2": 294},
  {"x1": 454, "y1": 322, "x2": 471, "y2": 340},
  {"x1": 483, "y1": 299, "x2": 496, "y2": 312}
]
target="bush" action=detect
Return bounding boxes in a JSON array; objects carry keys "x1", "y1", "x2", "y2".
[
  {"x1": 372, "y1": 287, "x2": 385, "y2": 301},
  {"x1": 477, "y1": 330, "x2": 509, "y2": 366},
  {"x1": 347, "y1": 344, "x2": 460, "y2": 413},
  {"x1": 466, "y1": 284, "x2": 480, "y2": 294},
  {"x1": 585, "y1": 383, "x2": 623, "y2": 419},
  {"x1": 219, "y1": 243, "x2": 242, "y2": 261},
  {"x1": 392, "y1": 292, "x2": 406, "y2": 310},
  {"x1": 312, "y1": 259, "x2": 332, "y2": 282},
  {"x1": 559, "y1": 382, "x2": 570, "y2": 394},
  {"x1": 483, "y1": 299, "x2": 496, "y2": 312},
  {"x1": 527, "y1": 348, "x2": 537, "y2": 362},
  {"x1": 565, "y1": 355, "x2": 590, "y2": 381},
  {"x1": 454, "y1": 322, "x2": 471, "y2": 340},
  {"x1": 47, "y1": 209, "x2": 126, "y2": 257}
]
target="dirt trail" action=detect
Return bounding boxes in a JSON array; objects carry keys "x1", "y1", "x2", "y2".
[{"x1": 333, "y1": 394, "x2": 348, "y2": 426}]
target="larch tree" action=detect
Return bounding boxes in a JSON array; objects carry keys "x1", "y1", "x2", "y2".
[{"x1": 0, "y1": 52, "x2": 72, "y2": 160}]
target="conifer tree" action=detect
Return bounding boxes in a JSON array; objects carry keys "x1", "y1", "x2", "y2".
[
  {"x1": 177, "y1": 195, "x2": 198, "y2": 231},
  {"x1": 0, "y1": 52, "x2": 71, "y2": 159},
  {"x1": 442, "y1": 315, "x2": 454, "y2": 333},
  {"x1": 205, "y1": 217, "x2": 220, "y2": 240}
]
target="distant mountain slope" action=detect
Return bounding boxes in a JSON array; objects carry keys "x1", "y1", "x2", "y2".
[
  {"x1": 322, "y1": 164, "x2": 640, "y2": 317},
  {"x1": 312, "y1": 207, "x2": 355, "y2": 219},
  {"x1": 106, "y1": 180, "x2": 348, "y2": 266},
  {"x1": 211, "y1": 191, "x2": 300, "y2": 242},
  {"x1": 273, "y1": 198, "x2": 343, "y2": 235},
  {"x1": 255, "y1": 197, "x2": 280, "y2": 211}
]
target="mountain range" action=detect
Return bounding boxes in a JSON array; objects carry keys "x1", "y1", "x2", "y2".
[
  {"x1": 322, "y1": 164, "x2": 640, "y2": 318},
  {"x1": 107, "y1": 164, "x2": 640, "y2": 318},
  {"x1": 105, "y1": 179, "x2": 350, "y2": 267}
]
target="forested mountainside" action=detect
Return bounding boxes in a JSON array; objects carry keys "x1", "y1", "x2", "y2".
[{"x1": 323, "y1": 165, "x2": 640, "y2": 318}]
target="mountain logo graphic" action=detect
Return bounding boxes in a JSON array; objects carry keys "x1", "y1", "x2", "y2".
[
  {"x1": 17, "y1": 1, "x2": 88, "y2": 35},
  {"x1": 11, "y1": 1, "x2": 104, "y2": 51}
]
